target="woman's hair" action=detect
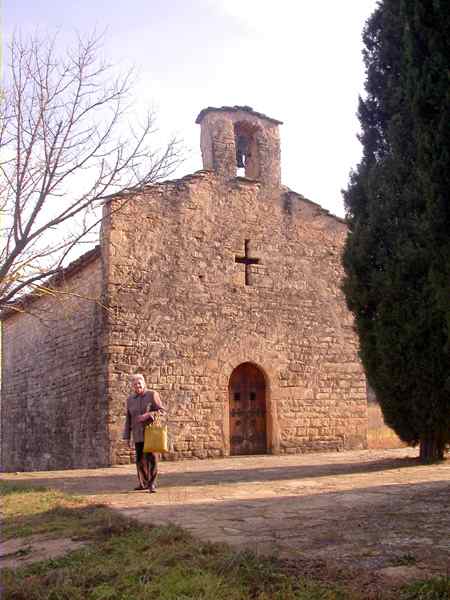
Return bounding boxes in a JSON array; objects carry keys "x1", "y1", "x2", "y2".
[{"x1": 131, "y1": 373, "x2": 146, "y2": 385}]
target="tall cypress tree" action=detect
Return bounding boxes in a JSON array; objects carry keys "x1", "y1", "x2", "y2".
[{"x1": 343, "y1": 0, "x2": 450, "y2": 461}]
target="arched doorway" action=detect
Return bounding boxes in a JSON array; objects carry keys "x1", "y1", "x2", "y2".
[{"x1": 229, "y1": 362, "x2": 267, "y2": 455}]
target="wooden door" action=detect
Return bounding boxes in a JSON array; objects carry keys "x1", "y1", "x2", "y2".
[{"x1": 229, "y1": 362, "x2": 267, "y2": 455}]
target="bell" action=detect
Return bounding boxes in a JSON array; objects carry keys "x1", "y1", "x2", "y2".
[{"x1": 236, "y1": 134, "x2": 249, "y2": 168}]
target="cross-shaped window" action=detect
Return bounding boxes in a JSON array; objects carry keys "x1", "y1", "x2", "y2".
[{"x1": 235, "y1": 240, "x2": 260, "y2": 286}]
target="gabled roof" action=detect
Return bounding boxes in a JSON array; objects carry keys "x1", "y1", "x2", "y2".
[
  {"x1": 1, "y1": 245, "x2": 101, "y2": 320},
  {"x1": 283, "y1": 188, "x2": 346, "y2": 225}
]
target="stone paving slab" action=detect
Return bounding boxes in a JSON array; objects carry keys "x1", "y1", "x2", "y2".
[{"x1": 2, "y1": 448, "x2": 449, "y2": 583}]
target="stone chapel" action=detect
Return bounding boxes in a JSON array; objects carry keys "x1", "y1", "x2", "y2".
[{"x1": 0, "y1": 106, "x2": 368, "y2": 472}]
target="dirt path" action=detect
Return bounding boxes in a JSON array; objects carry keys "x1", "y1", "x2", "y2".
[{"x1": 3, "y1": 448, "x2": 449, "y2": 585}]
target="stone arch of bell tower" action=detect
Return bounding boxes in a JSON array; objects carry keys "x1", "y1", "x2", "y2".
[{"x1": 195, "y1": 105, "x2": 283, "y2": 186}]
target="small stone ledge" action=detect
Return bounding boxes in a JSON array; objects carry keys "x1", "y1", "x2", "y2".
[{"x1": 196, "y1": 105, "x2": 283, "y2": 126}]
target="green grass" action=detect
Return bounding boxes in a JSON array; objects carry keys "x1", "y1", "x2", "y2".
[
  {"x1": 1, "y1": 525, "x2": 354, "y2": 599},
  {"x1": 0, "y1": 524, "x2": 356, "y2": 600},
  {"x1": 399, "y1": 577, "x2": 450, "y2": 600},
  {"x1": 1, "y1": 481, "x2": 448, "y2": 600},
  {"x1": 0, "y1": 482, "x2": 123, "y2": 540}
]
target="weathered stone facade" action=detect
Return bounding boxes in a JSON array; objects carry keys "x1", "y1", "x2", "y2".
[
  {"x1": 1, "y1": 106, "x2": 367, "y2": 471},
  {"x1": 0, "y1": 251, "x2": 108, "y2": 471}
]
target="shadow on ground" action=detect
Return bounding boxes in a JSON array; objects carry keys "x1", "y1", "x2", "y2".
[
  {"x1": 119, "y1": 479, "x2": 450, "y2": 576},
  {"x1": 2, "y1": 450, "x2": 449, "y2": 585},
  {"x1": 2, "y1": 455, "x2": 423, "y2": 495}
]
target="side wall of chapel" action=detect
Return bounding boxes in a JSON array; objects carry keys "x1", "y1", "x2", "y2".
[
  {"x1": 102, "y1": 171, "x2": 367, "y2": 464},
  {"x1": 0, "y1": 256, "x2": 108, "y2": 471}
]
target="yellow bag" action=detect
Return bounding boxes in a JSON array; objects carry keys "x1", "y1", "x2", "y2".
[{"x1": 144, "y1": 423, "x2": 168, "y2": 453}]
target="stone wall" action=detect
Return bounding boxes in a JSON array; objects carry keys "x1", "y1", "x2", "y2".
[
  {"x1": 102, "y1": 170, "x2": 367, "y2": 463},
  {"x1": 0, "y1": 254, "x2": 108, "y2": 471}
]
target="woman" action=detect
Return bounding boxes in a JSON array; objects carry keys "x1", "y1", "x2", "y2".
[{"x1": 123, "y1": 373, "x2": 165, "y2": 493}]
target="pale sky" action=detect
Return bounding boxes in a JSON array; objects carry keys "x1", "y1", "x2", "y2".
[{"x1": 5, "y1": 0, "x2": 378, "y2": 217}]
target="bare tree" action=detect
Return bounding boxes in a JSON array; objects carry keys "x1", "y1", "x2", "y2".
[{"x1": 0, "y1": 31, "x2": 182, "y2": 310}]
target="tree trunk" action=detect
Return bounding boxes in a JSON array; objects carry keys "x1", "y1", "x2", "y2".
[{"x1": 419, "y1": 437, "x2": 445, "y2": 462}]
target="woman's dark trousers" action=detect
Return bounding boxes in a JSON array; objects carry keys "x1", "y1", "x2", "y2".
[{"x1": 135, "y1": 442, "x2": 158, "y2": 489}]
